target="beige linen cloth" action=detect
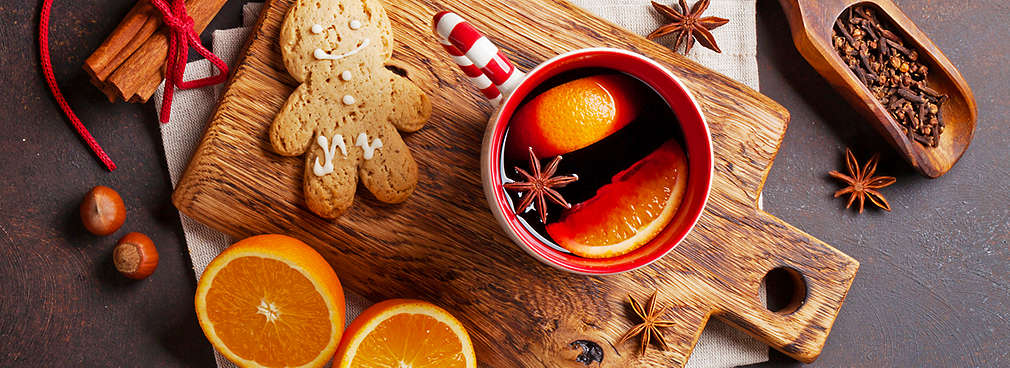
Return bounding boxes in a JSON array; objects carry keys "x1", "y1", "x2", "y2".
[{"x1": 155, "y1": 1, "x2": 766, "y2": 367}]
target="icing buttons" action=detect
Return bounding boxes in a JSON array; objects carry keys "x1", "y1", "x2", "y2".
[
  {"x1": 349, "y1": 20, "x2": 362, "y2": 30},
  {"x1": 310, "y1": 24, "x2": 323, "y2": 34},
  {"x1": 340, "y1": 71, "x2": 352, "y2": 81},
  {"x1": 342, "y1": 95, "x2": 356, "y2": 105}
]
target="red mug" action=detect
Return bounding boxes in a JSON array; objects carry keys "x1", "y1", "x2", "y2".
[{"x1": 434, "y1": 12, "x2": 714, "y2": 274}]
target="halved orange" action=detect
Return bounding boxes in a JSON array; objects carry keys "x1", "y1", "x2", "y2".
[
  {"x1": 195, "y1": 234, "x2": 345, "y2": 368},
  {"x1": 335, "y1": 299, "x2": 476, "y2": 368},
  {"x1": 506, "y1": 74, "x2": 642, "y2": 159},
  {"x1": 546, "y1": 139, "x2": 689, "y2": 258}
]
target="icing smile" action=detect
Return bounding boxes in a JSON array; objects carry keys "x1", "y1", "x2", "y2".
[{"x1": 313, "y1": 38, "x2": 371, "y2": 61}]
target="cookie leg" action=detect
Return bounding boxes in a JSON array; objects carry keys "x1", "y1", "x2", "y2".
[
  {"x1": 303, "y1": 130, "x2": 360, "y2": 219},
  {"x1": 381, "y1": 66, "x2": 431, "y2": 133},
  {"x1": 270, "y1": 83, "x2": 322, "y2": 156},
  {"x1": 357, "y1": 122, "x2": 417, "y2": 203}
]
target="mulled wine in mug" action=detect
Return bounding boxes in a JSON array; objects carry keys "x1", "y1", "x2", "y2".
[{"x1": 434, "y1": 12, "x2": 713, "y2": 274}]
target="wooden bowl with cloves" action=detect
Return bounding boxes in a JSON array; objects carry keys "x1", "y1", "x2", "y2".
[{"x1": 778, "y1": 0, "x2": 977, "y2": 178}]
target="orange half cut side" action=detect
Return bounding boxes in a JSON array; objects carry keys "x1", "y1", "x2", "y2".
[
  {"x1": 195, "y1": 234, "x2": 345, "y2": 368},
  {"x1": 336, "y1": 299, "x2": 476, "y2": 368}
]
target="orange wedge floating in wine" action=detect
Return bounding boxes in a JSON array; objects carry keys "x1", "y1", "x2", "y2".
[
  {"x1": 506, "y1": 74, "x2": 642, "y2": 159},
  {"x1": 335, "y1": 299, "x2": 476, "y2": 368},
  {"x1": 546, "y1": 139, "x2": 689, "y2": 258},
  {"x1": 195, "y1": 234, "x2": 345, "y2": 368}
]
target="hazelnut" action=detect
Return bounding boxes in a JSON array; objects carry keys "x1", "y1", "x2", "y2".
[
  {"x1": 113, "y1": 232, "x2": 158, "y2": 280},
  {"x1": 80, "y1": 186, "x2": 126, "y2": 236}
]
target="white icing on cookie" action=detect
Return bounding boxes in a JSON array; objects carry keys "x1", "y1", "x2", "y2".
[
  {"x1": 349, "y1": 20, "x2": 362, "y2": 30},
  {"x1": 342, "y1": 95, "x2": 356, "y2": 105},
  {"x1": 340, "y1": 71, "x2": 352, "y2": 81},
  {"x1": 310, "y1": 24, "x2": 323, "y2": 34},
  {"x1": 355, "y1": 133, "x2": 383, "y2": 160},
  {"x1": 313, "y1": 38, "x2": 370, "y2": 60},
  {"x1": 313, "y1": 134, "x2": 348, "y2": 176}
]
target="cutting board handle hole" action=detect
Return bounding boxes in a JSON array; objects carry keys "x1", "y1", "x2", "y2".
[{"x1": 761, "y1": 267, "x2": 807, "y2": 315}]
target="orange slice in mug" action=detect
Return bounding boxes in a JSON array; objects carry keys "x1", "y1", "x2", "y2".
[
  {"x1": 547, "y1": 139, "x2": 689, "y2": 258},
  {"x1": 506, "y1": 74, "x2": 642, "y2": 159},
  {"x1": 195, "y1": 234, "x2": 345, "y2": 368}
]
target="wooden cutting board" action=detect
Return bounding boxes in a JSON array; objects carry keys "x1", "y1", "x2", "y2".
[{"x1": 173, "y1": 0, "x2": 859, "y2": 366}]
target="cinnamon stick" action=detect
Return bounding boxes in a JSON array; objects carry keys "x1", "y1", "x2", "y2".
[
  {"x1": 83, "y1": 1, "x2": 161, "y2": 85},
  {"x1": 84, "y1": 0, "x2": 229, "y2": 103},
  {"x1": 89, "y1": 74, "x2": 119, "y2": 102}
]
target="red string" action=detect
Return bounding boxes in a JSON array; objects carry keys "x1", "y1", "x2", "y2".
[
  {"x1": 149, "y1": 0, "x2": 229, "y2": 123},
  {"x1": 39, "y1": 0, "x2": 116, "y2": 171},
  {"x1": 37, "y1": 0, "x2": 230, "y2": 171}
]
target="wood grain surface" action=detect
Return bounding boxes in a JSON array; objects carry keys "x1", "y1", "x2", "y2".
[
  {"x1": 171, "y1": 0, "x2": 859, "y2": 366},
  {"x1": 777, "y1": 0, "x2": 976, "y2": 178}
]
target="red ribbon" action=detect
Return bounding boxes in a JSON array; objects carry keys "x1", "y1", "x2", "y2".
[
  {"x1": 148, "y1": 0, "x2": 229, "y2": 123},
  {"x1": 38, "y1": 0, "x2": 231, "y2": 171},
  {"x1": 40, "y1": 0, "x2": 116, "y2": 170}
]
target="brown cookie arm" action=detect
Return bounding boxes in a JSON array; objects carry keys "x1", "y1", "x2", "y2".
[
  {"x1": 270, "y1": 83, "x2": 322, "y2": 156},
  {"x1": 380, "y1": 65, "x2": 430, "y2": 133}
]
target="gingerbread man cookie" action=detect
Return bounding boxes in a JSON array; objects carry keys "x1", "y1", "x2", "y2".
[{"x1": 271, "y1": 0, "x2": 430, "y2": 218}]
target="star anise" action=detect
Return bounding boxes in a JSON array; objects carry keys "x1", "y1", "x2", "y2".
[
  {"x1": 829, "y1": 148, "x2": 896, "y2": 213},
  {"x1": 647, "y1": 0, "x2": 729, "y2": 54},
  {"x1": 503, "y1": 147, "x2": 578, "y2": 224},
  {"x1": 616, "y1": 291, "x2": 675, "y2": 354}
]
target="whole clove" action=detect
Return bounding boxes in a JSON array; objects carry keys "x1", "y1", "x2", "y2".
[
  {"x1": 833, "y1": 5, "x2": 947, "y2": 147},
  {"x1": 897, "y1": 88, "x2": 925, "y2": 104}
]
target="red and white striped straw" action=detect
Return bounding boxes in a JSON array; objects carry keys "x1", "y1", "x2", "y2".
[
  {"x1": 438, "y1": 39, "x2": 502, "y2": 104},
  {"x1": 433, "y1": 11, "x2": 525, "y2": 105}
]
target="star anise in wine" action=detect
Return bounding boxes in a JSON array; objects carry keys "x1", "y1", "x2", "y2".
[
  {"x1": 647, "y1": 0, "x2": 729, "y2": 54},
  {"x1": 616, "y1": 291, "x2": 675, "y2": 354},
  {"x1": 503, "y1": 147, "x2": 578, "y2": 224},
  {"x1": 829, "y1": 148, "x2": 896, "y2": 213}
]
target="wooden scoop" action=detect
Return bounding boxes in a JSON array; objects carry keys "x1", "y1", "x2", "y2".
[{"x1": 778, "y1": 0, "x2": 976, "y2": 178}]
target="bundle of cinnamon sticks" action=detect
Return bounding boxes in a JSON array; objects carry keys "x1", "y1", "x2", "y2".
[{"x1": 84, "y1": 0, "x2": 228, "y2": 103}]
